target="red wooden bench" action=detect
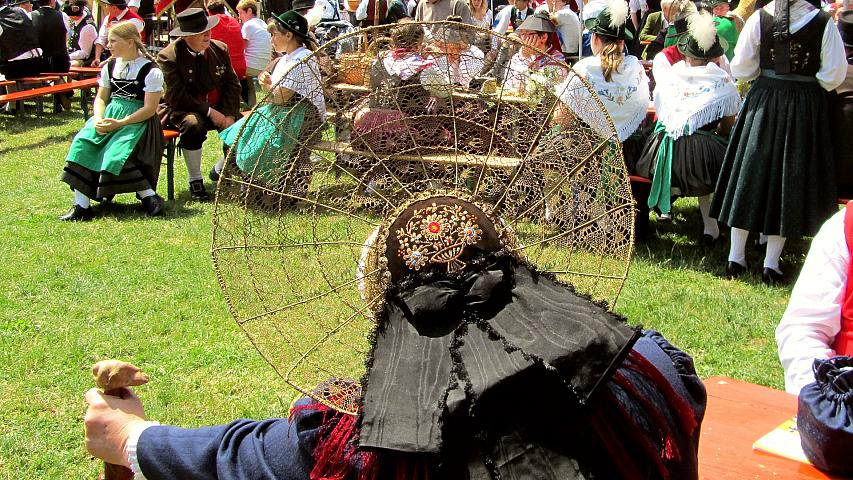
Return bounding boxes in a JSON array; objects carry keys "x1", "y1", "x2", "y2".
[
  {"x1": 0, "y1": 77, "x2": 99, "y2": 118},
  {"x1": 162, "y1": 129, "x2": 180, "y2": 201}
]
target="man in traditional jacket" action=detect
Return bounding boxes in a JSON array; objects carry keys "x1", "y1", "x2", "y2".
[
  {"x1": 157, "y1": 8, "x2": 241, "y2": 200},
  {"x1": 0, "y1": 0, "x2": 42, "y2": 79},
  {"x1": 32, "y1": 0, "x2": 70, "y2": 72}
]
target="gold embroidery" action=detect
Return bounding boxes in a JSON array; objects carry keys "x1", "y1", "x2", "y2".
[{"x1": 395, "y1": 202, "x2": 483, "y2": 273}]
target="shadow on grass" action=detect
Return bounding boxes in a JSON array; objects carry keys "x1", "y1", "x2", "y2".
[
  {"x1": 0, "y1": 108, "x2": 84, "y2": 132},
  {"x1": 0, "y1": 133, "x2": 76, "y2": 156},
  {"x1": 633, "y1": 200, "x2": 810, "y2": 287},
  {"x1": 92, "y1": 195, "x2": 206, "y2": 220}
]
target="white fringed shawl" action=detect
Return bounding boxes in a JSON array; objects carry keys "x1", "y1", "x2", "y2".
[
  {"x1": 556, "y1": 55, "x2": 650, "y2": 142},
  {"x1": 653, "y1": 61, "x2": 741, "y2": 140}
]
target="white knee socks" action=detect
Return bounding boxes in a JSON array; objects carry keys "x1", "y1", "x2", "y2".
[
  {"x1": 214, "y1": 157, "x2": 225, "y2": 175},
  {"x1": 182, "y1": 148, "x2": 204, "y2": 182},
  {"x1": 74, "y1": 190, "x2": 91, "y2": 208},
  {"x1": 697, "y1": 194, "x2": 719, "y2": 238},
  {"x1": 137, "y1": 189, "x2": 155, "y2": 199},
  {"x1": 764, "y1": 235, "x2": 787, "y2": 272},
  {"x1": 728, "y1": 227, "x2": 749, "y2": 265}
]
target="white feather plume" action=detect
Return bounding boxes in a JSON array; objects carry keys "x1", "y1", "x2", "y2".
[
  {"x1": 305, "y1": 2, "x2": 324, "y2": 28},
  {"x1": 606, "y1": 0, "x2": 629, "y2": 29},
  {"x1": 687, "y1": 11, "x2": 717, "y2": 52}
]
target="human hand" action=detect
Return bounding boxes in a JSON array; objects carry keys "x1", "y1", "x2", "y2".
[
  {"x1": 222, "y1": 116, "x2": 236, "y2": 129},
  {"x1": 95, "y1": 118, "x2": 123, "y2": 134},
  {"x1": 258, "y1": 71, "x2": 272, "y2": 89},
  {"x1": 91, "y1": 58, "x2": 101, "y2": 68},
  {"x1": 208, "y1": 107, "x2": 227, "y2": 129},
  {"x1": 84, "y1": 387, "x2": 147, "y2": 467}
]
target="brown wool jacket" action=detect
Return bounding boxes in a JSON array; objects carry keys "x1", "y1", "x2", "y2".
[{"x1": 157, "y1": 38, "x2": 242, "y2": 120}]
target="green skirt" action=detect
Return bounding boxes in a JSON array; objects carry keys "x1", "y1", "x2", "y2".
[
  {"x1": 66, "y1": 98, "x2": 148, "y2": 175},
  {"x1": 220, "y1": 101, "x2": 317, "y2": 185}
]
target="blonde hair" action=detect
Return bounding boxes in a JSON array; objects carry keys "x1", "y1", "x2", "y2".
[
  {"x1": 237, "y1": 0, "x2": 259, "y2": 15},
  {"x1": 106, "y1": 21, "x2": 155, "y2": 62},
  {"x1": 598, "y1": 35, "x2": 624, "y2": 82},
  {"x1": 468, "y1": 0, "x2": 487, "y2": 20}
]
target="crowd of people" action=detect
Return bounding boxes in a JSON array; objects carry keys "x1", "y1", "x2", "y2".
[{"x1": 5, "y1": 0, "x2": 848, "y2": 476}]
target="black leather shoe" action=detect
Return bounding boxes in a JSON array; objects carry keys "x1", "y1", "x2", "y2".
[
  {"x1": 725, "y1": 261, "x2": 748, "y2": 278},
  {"x1": 141, "y1": 194, "x2": 165, "y2": 217},
  {"x1": 209, "y1": 166, "x2": 221, "y2": 182},
  {"x1": 59, "y1": 204, "x2": 94, "y2": 221},
  {"x1": 699, "y1": 233, "x2": 719, "y2": 247},
  {"x1": 762, "y1": 267, "x2": 785, "y2": 285},
  {"x1": 189, "y1": 180, "x2": 209, "y2": 201}
]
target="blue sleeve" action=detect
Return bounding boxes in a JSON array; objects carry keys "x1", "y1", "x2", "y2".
[{"x1": 137, "y1": 400, "x2": 322, "y2": 480}]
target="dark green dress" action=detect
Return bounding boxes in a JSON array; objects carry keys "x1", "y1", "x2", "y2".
[{"x1": 711, "y1": 10, "x2": 837, "y2": 239}]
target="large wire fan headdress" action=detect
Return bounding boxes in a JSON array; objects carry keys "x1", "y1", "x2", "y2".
[{"x1": 211, "y1": 22, "x2": 637, "y2": 414}]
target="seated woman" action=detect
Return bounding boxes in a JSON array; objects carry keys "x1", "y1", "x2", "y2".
[
  {"x1": 635, "y1": 11, "x2": 739, "y2": 239},
  {"x1": 553, "y1": 0, "x2": 650, "y2": 231},
  {"x1": 59, "y1": 21, "x2": 164, "y2": 221},
  {"x1": 498, "y1": 11, "x2": 567, "y2": 93},
  {"x1": 219, "y1": 10, "x2": 326, "y2": 199},
  {"x1": 351, "y1": 19, "x2": 453, "y2": 154},
  {"x1": 554, "y1": 0, "x2": 649, "y2": 144}
]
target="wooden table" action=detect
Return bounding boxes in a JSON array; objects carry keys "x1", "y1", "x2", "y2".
[{"x1": 699, "y1": 376, "x2": 848, "y2": 479}]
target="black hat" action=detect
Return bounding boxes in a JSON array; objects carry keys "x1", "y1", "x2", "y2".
[
  {"x1": 517, "y1": 10, "x2": 556, "y2": 33},
  {"x1": 587, "y1": 0, "x2": 633, "y2": 41},
  {"x1": 677, "y1": 11, "x2": 724, "y2": 59},
  {"x1": 169, "y1": 7, "x2": 220, "y2": 37},
  {"x1": 839, "y1": 10, "x2": 853, "y2": 49},
  {"x1": 98, "y1": 0, "x2": 128, "y2": 7},
  {"x1": 273, "y1": 10, "x2": 309, "y2": 39},
  {"x1": 62, "y1": 0, "x2": 87, "y2": 15},
  {"x1": 290, "y1": 0, "x2": 314, "y2": 11}
]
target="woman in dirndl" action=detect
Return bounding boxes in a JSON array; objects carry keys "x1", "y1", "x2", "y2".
[
  {"x1": 636, "y1": 11, "x2": 740, "y2": 242},
  {"x1": 553, "y1": 0, "x2": 650, "y2": 232},
  {"x1": 711, "y1": 0, "x2": 847, "y2": 284},
  {"x1": 59, "y1": 21, "x2": 165, "y2": 221},
  {"x1": 219, "y1": 10, "x2": 326, "y2": 198}
]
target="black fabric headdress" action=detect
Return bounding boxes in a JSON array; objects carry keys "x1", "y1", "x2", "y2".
[{"x1": 357, "y1": 196, "x2": 640, "y2": 476}]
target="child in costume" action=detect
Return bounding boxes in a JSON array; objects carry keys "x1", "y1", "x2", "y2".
[{"x1": 59, "y1": 20, "x2": 164, "y2": 221}]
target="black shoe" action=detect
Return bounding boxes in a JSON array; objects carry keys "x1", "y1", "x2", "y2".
[
  {"x1": 762, "y1": 267, "x2": 785, "y2": 285},
  {"x1": 209, "y1": 166, "x2": 221, "y2": 182},
  {"x1": 189, "y1": 180, "x2": 210, "y2": 201},
  {"x1": 59, "y1": 204, "x2": 94, "y2": 221},
  {"x1": 141, "y1": 194, "x2": 165, "y2": 216},
  {"x1": 699, "y1": 233, "x2": 719, "y2": 247},
  {"x1": 725, "y1": 261, "x2": 748, "y2": 278}
]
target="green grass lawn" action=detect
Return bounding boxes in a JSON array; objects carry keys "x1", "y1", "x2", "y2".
[{"x1": 0, "y1": 101, "x2": 816, "y2": 478}]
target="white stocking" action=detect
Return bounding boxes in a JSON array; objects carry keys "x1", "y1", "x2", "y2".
[
  {"x1": 697, "y1": 194, "x2": 719, "y2": 238},
  {"x1": 728, "y1": 227, "x2": 749, "y2": 265},
  {"x1": 74, "y1": 190, "x2": 91, "y2": 208},
  {"x1": 764, "y1": 235, "x2": 787, "y2": 272},
  {"x1": 182, "y1": 148, "x2": 203, "y2": 182}
]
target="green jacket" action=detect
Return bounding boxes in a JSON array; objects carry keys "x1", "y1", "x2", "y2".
[
  {"x1": 640, "y1": 12, "x2": 664, "y2": 43},
  {"x1": 715, "y1": 16, "x2": 739, "y2": 60}
]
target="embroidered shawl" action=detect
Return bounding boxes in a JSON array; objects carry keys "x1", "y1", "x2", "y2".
[
  {"x1": 653, "y1": 60, "x2": 740, "y2": 140},
  {"x1": 556, "y1": 54, "x2": 650, "y2": 142}
]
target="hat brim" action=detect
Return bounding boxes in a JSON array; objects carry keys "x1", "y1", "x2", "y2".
[
  {"x1": 677, "y1": 37, "x2": 724, "y2": 60},
  {"x1": 169, "y1": 15, "x2": 220, "y2": 37},
  {"x1": 590, "y1": 26, "x2": 633, "y2": 42},
  {"x1": 274, "y1": 15, "x2": 309, "y2": 39}
]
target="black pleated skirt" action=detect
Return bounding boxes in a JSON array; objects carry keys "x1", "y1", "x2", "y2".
[{"x1": 710, "y1": 75, "x2": 837, "y2": 238}]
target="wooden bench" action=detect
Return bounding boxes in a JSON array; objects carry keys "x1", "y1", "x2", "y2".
[
  {"x1": 312, "y1": 139, "x2": 523, "y2": 169},
  {"x1": 0, "y1": 77, "x2": 98, "y2": 118},
  {"x1": 162, "y1": 129, "x2": 180, "y2": 201}
]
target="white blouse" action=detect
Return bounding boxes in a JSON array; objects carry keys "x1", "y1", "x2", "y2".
[
  {"x1": 98, "y1": 57, "x2": 164, "y2": 93},
  {"x1": 776, "y1": 208, "x2": 848, "y2": 395},
  {"x1": 271, "y1": 47, "x2": 327, "y2": 121},
  {"x1": 730, "y1": 0, "x2": 846, "y2": 91}
]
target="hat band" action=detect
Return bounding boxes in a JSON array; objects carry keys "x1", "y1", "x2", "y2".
[{"x1": 179, "y1": 17, "x2": 210, "y2": 34}]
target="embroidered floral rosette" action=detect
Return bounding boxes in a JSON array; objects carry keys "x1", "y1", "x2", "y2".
[{"x1": 210, "y1": 22, "x2": 638, "y2": 414}]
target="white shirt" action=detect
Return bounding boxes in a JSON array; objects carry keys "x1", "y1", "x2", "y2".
[
  {"x1": 628, "y1": 0, "x2": 648, "y2": 14},
  {"x1": 470, "y1": 8, "x2": 493, "y2": 29},
  {"x1": 98, "y1": 57, "x2": 165, "y2": 93},
  {"x1": 127, "y1": 0, "x2": 141, "y2": 8},
  {"x1": 321, "y1": 0, "x2": 343, "y2": 19},
  {"x1": 273, "y1": 46, "x2": 327, "y2": 120},
  {"x1": 95, "y1": 9, "x2": 144, "y2": 47},
  {"x1": 730, "y1": 0, "x2": 846, "y2": 91},
  {"x1": 553, "y1": 5, "x2": 580, "y2": 54},
  {"x1": 493, "y1": 5, "x2": 530, "y2": 35},
  {"x1": 433, "y1": 45, "x2": 485, "y2": 87},
  {"x1": 242, "y1": 16, "x2": 272, "y2": 71},
  {"x1": 776, "y1": 207, "x2": 847, "y2": 395},
  {"x1": 69, "y1": 17, "x2": 97, "y2": 60}
]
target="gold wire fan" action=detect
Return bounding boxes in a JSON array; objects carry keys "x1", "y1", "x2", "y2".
[{"x1": 211, "y1": 22, "x2": 636, "y2": 414}]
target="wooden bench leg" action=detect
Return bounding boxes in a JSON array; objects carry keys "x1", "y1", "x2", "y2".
[
  {"x1": 81, "y1": 89, "x2": 90, "y2": 120},
  {"x1": 165, "y1": 138, "x2": 176, "y2": 201}
]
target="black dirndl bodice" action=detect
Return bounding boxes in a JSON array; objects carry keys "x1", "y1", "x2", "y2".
[{"x1": 107, "y1": 58, "x2": 154, "y2": 101}]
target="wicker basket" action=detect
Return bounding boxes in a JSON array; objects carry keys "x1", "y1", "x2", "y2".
[{"x1": 336, "y1": 36, "x2": 389, "y2": 86}]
